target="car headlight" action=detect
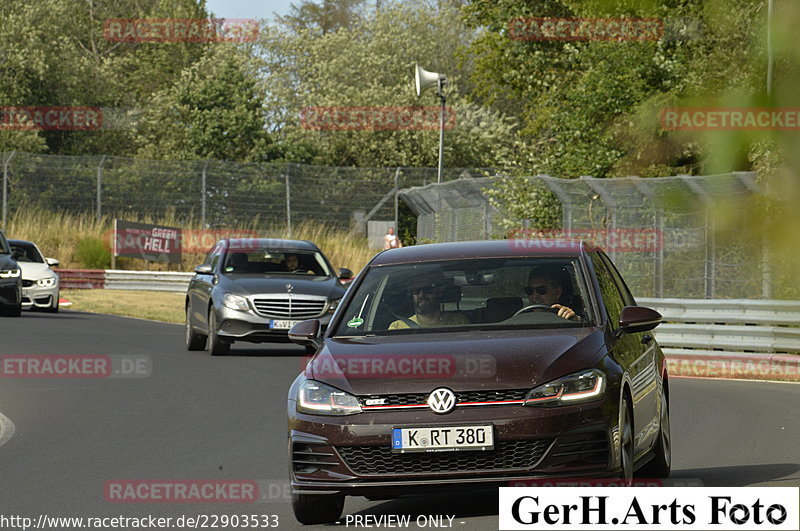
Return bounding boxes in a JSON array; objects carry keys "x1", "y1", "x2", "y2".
[
  {"x1": 36, "y1": 277, "x2": 56, "y2": 287},
  {"x1": 297, "y1": 379, "x2": 362, "y2": 416},
  {"x1": 222, "y1": 293, "x2": 250, "y2": 312},
  {"x1": 0, "y1": 269, "x2": 21, "y2": 278},
  {"x1": 328, "y1": 298, "x2": 341, "y2": 313},
  {"x1": 524, "y1": 369, "x2": 606, "y2": 407}
]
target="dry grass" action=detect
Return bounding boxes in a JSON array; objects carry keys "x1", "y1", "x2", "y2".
[
  {"x1": 61, "y1": 289, "x2": 185, "y2": 323},
  {"x1": 7, "y1": 209, "x2": 378, "y2": 275}
]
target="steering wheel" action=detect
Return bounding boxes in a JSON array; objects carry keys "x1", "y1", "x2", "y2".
[{"x1": 512, "y1": 304, "x2": 560, "y2": 318}]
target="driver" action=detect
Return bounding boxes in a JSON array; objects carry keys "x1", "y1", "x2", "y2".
[
  {"x1": 526, "y1": 265, "x2": 579, "y2": 321},
  {"x1": 389, "y1": 274, "x2": 469, "y2": 329},
  {"x1": 284, "y1": 253, "x2": 312, "y2": 274}
]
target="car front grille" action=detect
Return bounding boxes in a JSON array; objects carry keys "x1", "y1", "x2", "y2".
[
  {"x1": 250, "y1": 295, "x2": 327, "y2": 319},
  {"x1": 359, "y1": 389, "x2": 529, "y2": 408},
  {"x1": 336, "y1": 439, "x2": 552, "y2": 476}
]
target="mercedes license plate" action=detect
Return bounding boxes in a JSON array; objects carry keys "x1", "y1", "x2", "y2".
[
  {"x1": 270, "y1": 319, "x2": 301, "y2": 329},
  {"x1": 392, "y1": 425, "x2": 494, "y2": 453}
]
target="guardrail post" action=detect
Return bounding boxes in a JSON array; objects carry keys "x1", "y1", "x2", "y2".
[{"x1": 2, "y1": 151, "x2": 14, "y2": 228}]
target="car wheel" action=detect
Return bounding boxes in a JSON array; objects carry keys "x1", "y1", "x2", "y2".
[
  {"x1": 185, "y1": 307, "x2": 207, "y2": 351},
  {"x1": 292, "y1": 493, "x2": 344, "y2": 525},
  {"x1": 638, "y1": 386, "x2": 671, "y2": 478},
  {"x1": 207, "y1": 309, "x2": 230, "y2": 356},
  {"x1": 43, "y1": 294, "x2": 59, "y2": 313},
  {"x1": 6, "y1": 303, "x2": 21, "y2": 317},
  {"x1": 618, "y1": 395, "x2": 634, "y2": 484}
]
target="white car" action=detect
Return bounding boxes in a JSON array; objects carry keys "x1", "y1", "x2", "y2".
[{"x1": 9, "y1": 239, "x2": 60, "y2": 313}]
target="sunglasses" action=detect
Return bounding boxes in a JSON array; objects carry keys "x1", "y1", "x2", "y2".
[
  {"x1": 409, "y1": 284, "x2": 437, "y2": 295},
  {"x1": 524, "y1": 285, "x2": 550, "y2": 296}
]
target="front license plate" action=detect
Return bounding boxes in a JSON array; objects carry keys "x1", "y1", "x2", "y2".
[
  {"x1": 270, "y1": 319, "x2": 301, "y2": 329},
  {"x1": 392, "y1": 425, "x2": 494, "y2": 453}
]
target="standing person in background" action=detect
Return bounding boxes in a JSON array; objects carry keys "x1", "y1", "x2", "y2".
[{"x1": 384, "y1": 227, "x2": 402, "y2": 250}]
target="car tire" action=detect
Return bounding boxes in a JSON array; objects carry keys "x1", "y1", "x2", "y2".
[
  {"x1": 618, "y1": 395, "x2": 634, "y2": 484},
  {"x1": 207, "y1": 309, "x2": 230, "y2": 356},
  {"x1": 638, "y1": 386, "x2": 671, "y2": 478},
  {"x1": 43, "y1": 294, "x2": 59, "y2": 313},
  {"x1": 292, "y1": 493, "x2": 344, "y2": 525},
  {"x1": 185, "y1": 307, "x2": 207, "y2": 351},
  {"x1": 6, "y1": 303, "x2": 21, "y2": 317}
]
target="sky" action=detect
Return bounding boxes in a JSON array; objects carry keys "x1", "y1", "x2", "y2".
[{"x1": 204, "y1": 0, "x2": 296, "y2": 22}]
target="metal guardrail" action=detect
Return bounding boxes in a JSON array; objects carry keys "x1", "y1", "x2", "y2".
[
  {"x1": 638, "y1": 298, "x2": 800, "y2": 355},
  {"x1": 104, "y1": 270, "x2": 192, "y2": 293}
]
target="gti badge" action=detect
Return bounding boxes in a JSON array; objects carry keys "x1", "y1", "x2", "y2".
[{"x1": 427, "y1": 388, "x2": 456, "y2": 414}]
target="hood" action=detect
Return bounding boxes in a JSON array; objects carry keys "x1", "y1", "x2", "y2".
[
  {"x1": 218, "y1": 274, "x2": 345, "y2": 299},
  {"x1": 0, "y1": 254, "x2": 19, "y2": 271},
  {"x1": 18, "y1": 262, "x2": 54, "y2": 280},
  {"x1": 307, "y1": 327, "x2": 608, "y2": 396}
]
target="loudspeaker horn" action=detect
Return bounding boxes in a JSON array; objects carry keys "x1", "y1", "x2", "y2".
[{"x1": 415, "y1": 64, "x2": 446, "y2": 97}]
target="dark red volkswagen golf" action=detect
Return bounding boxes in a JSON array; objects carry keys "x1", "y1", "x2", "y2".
[{"x1": 287, "y1": 240, "x2": 670, "y2": 524}]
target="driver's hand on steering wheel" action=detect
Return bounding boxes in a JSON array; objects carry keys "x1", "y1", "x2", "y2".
[{"x1": 551, "y1": 304, "x2": 576, "y2": 320}]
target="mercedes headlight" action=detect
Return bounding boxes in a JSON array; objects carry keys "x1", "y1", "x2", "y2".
[
  {"x1": 297, "y1": 379, "x2": 362, "y2": 416},
  {"x1": 37, "y1": 277, "x2": 56, "y2": 287},
  {"x1": 0, "y1": 269, "x2": 20, "y2": 278},
  {"x1": 524, "y1": 369, "x2": 606, "y2": 407},
  {"x1": 222, "y1": 293, "x2": 250, "y2": 312}
]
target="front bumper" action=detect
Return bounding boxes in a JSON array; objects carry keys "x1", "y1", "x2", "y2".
[
  {"x1": 0, "y1": 279, "x2": 21, "y2": 307},
  {"x1": 288, "y1": 399, "x2": 617, "y2": 496},
  {"x1": 216, "y1": 306, "x2": 333, "y2": 343},
  {"x1": 21, "y1": 281, "x2": 58, "y2": 309}
]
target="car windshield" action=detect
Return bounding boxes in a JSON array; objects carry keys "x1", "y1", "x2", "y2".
[
  {"x1": 10, "y1": 242, "x2": 44, "y2": 263},
  {"x1": 333, "y1": 257, "x2": 595, "y2": 336},
  {"x1": 221, "y1": 248, "x2": 332, "y2": 277}
]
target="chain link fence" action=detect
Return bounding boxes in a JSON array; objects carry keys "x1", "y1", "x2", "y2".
[
  {"x1": 1, "y1": 151, "x2": 770, "y2": 298},
  {"x1": 401, "y1": 172, "x2": 768, "y2": 299}
]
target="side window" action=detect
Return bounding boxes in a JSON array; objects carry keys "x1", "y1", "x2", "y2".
[
  {"x1": 599, "y1": 252, "x2": 635, "y2": 306},
  {"x1": 590, "y1": 253, "x2": 625, "y2": 326}
]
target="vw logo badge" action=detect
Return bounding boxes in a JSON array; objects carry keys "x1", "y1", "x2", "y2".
[{"x1": 427, "y1": 388, "x2": 456, "y2": 414}]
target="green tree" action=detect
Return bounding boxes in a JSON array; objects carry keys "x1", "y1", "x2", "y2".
[{"x1": 136, "y1": 44, "x2": 272, "y2": 162}]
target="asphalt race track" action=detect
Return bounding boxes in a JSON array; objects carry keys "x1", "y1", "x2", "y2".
[{"x1": 1, "y1": 311, "x2": 799, "y2": 530}]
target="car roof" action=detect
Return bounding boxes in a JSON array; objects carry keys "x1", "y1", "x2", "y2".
[
  {"x1": 223, "y1": 238, "x2": 321, "y2": 251},
  {"x1": 370, "y1": 239, "x2": 598, "y2": 266},
  {"x1": 8, "y1": 239, "x2": 35, "y2": 246}
]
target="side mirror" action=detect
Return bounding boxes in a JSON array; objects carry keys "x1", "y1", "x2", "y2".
[
  {"x1": 288, "y1": 319, "x2": 322, "y2": 348},
  {"x1": 617, "y1": 306, "x2": 662, "y2": 336},
  {"x1": 337, "y1": 268, "x2": 353, "y2": 279},
  {"x1": 46, "y1": 257, "x2": 59, "y2": 267},
  {"x1": 194, "y1": 264, "x2": 213, "y2": 275}
]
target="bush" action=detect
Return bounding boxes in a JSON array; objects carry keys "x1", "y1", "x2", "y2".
[{"x1": 74, "y1": 237, "x2": 111, "y2": 269}]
